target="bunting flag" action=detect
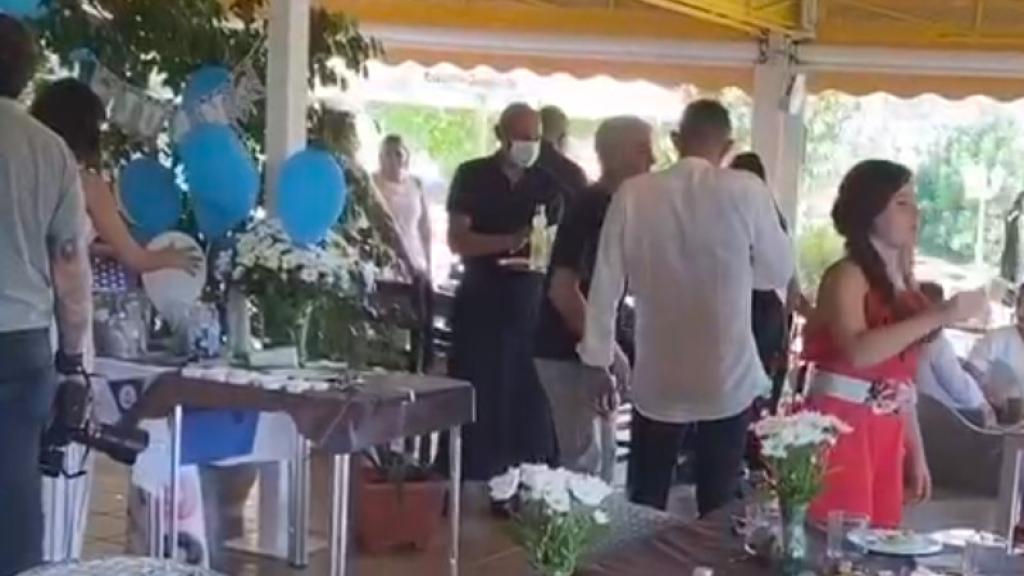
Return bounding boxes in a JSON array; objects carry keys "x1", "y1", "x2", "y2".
[{"x1": 71, "y1": 45, "x2": 266, "y2": 143}]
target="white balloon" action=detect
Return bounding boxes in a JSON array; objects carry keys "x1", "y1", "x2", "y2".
[{"x1": 141, "y1": 232, "x2": 206, "y2": 328}]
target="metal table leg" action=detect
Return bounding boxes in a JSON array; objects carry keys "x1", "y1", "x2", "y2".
[
  {"x1": 448, "y1": 426, "x2": 462, "y2": 576},
  {"x1": 147, "y1": 493, "x2": 164, "y2": 558},
  {"x1": 329, "y1": 453, "x2": 351, "y2": 576},
  {"x1": 288, "y1": 436, "x2": 311, "y2": 567},
  {"x1": 167, "y1": 404, "x2": 183, "y2": 561}
]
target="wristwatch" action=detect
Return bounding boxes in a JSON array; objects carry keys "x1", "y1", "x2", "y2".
[{"x1": 55, "y1": 350, "x2": 85, "y2": 376}]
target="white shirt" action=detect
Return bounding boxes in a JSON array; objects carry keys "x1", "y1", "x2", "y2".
[
  {"x1": 0, "y1": 98, "x2": 86, "y2": 331},
  {"x1": 916, "y1": 332, "x2": 987, "y2": 410},
  {"x1": 373, "y1": 173, "x2": 429, "y2": 274},
  {"x1": 578, "y1": 157, "x2": 795, "y2": 423},
  {"x1": 967, "y1": 325, "x2": 1024, "y2": 404}
]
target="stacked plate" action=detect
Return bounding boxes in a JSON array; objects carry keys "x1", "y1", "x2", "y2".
[{"x1": 180, "y1": 365, "x2": 332, "y2": 394}]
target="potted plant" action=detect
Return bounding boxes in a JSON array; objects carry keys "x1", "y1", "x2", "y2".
[{"x1": 355, "y1": 443, "x2": 448, "y2": 553}]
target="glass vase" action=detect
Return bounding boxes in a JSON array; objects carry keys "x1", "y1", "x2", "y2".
[
  {"x1": 780, "y1": 501, "x2": 809, "y2": 576},
  {"x1": 225, "y1": 287, "x2": 252, "y2": 364}
]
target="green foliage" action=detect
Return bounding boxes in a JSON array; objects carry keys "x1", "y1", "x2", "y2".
[
  {"x1": 796, "y1": 223, "x2": 844, "y2": 293},
  {"x1": 515, "y1": 500, "x2": 603, "y2": 576},
  {"x1": 915, "y1": 116, "x2": 1024, "y2": 265},
  {"x1": 368, "y1": 102, "x2": 485, "y2": 181},
  {"x1": 33, "y1": 0, "x2": 380, "y2": 164},
  {"x1": 801, "y1": 92, "x2": 862, "y2": 202}
]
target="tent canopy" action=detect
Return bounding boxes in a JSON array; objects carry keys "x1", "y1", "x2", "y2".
[{"x1": 325, "y1": 0, "x2": 1024, "y2": 100}]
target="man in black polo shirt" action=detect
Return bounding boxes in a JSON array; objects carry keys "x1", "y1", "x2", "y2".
[
  {"x1": 538, "y1": 105, "x2": 588, "y2": 208},
  {"x1": 534, "y1": 116, "x2": 654, "y2": 480},
  {"x1": 447, "y1": 103, "x2": 564, "y2": 480}
]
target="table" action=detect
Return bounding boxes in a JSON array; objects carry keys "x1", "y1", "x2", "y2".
[
  {"x1": 124, "y1": 368, "x2": 474, "y2": 576},
  {"x1": 580, "y1": 503, "x2": 921, "y2": 576}
]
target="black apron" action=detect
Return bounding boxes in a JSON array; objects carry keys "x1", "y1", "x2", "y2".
[{"x1": 450, "y1": 264, "x2": 556, "y2": 480}]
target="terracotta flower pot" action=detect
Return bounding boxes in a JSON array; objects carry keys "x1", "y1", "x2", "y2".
[{"x1": 355, "y1": 466, "x2": 447, "y2": 554}]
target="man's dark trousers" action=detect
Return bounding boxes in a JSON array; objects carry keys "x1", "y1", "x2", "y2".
[{"x1": 0, "y1": 329, "x2": 58, "y2": 576}]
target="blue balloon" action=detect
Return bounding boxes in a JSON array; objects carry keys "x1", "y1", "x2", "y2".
[
  {"x1": 0, "y1": 0, "x2": 44, "y2": 18},
  {"x1": 119, "y1": 157, "x2": 183, "y2": 237},
  {"x1": 194, "y1": 200, "x2": 238, "y2": 240},
  {"x1": 182, "y1": 65, "x2": 231, "y2": 111},
  {"x1": 277, "y1": 148, "x2": 348, "y2": 245},
  {"x1": 179, "y1": 124, "x2": 258, "y2": 234}
]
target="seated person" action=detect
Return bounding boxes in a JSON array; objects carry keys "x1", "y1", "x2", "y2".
[
  {"x1": 917, "y1": 282, "x2": 997, "y2": 427},
  {"x1": 966, "y1": 284, "x2": 1024, "y2": 423}
]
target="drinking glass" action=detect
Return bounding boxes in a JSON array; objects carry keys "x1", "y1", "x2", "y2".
[{"x1": 826, "y1": 510, "x2": 870, "y2": 560}]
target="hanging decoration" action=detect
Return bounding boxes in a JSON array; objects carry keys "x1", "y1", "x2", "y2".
[{"x1": 70, "y1": 45, "x2": 265, "y2": 142}]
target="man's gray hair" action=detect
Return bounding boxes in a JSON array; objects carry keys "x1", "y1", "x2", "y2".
[{"x1": 595, "y1": 115, "x2": 651, "y2": 159}]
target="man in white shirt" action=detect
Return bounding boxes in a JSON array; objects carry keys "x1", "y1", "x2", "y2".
[
  {"x1": 577, "y1": 100, "x2": 794, "y2": 515},
  {"x1": 916, "y1": 282, "x2": 996, "y2": 427},
  {"x1": 965, "y1": 287, "x2": 1024, "y2": 421}
]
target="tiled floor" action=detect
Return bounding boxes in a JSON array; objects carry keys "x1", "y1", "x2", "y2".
[
  {"x1": 82, "y1": 455, "x2": 697, "y2": 575},
  {"x1": 81, "y1": 456, "x2": 543, "y2": 575}
]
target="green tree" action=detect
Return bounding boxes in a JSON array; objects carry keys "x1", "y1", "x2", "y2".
[
  {"x1": 915, "y1": 116, "x2": 1024, "y2": 265},
  {"x1": 34, "y1": 0, "x2": 379, "y2": 163},
  {"x1": 368, "y1": 102, "x2": 483, "y2": 180},
  {"x1": 796, "y1": 222, "x2": 844, "y2": 293},
  {"x1": 801, "y1": 92, "x2": 862, "y2": 204}
]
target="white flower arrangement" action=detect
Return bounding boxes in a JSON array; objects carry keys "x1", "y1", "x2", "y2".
[
  {"x1": 213, "y1": 217, "x2": 380, "y2": 352},
  {"x1": 215, "y1": 218, "x2": 358, "y2": 295},
  {"x1": 488, "y1": 464, "x2": 612, "y2": 576},
  {"x1": 752, "y1": 410, "x2": 852, "y2": 504}
]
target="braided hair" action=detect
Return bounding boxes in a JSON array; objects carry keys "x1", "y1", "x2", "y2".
[{"x1": 831, "y1": 159, "x2": 916, "y2": 318}]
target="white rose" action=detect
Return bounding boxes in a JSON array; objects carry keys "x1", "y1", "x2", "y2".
[
  {"x1": 488, "y1": 467, "x2": 521, "y2": 502},
  {"x1": 542, "y1": 483, "x2": 572, "y2": 514},
  {"x1": 568, "y1": 473, "x2": 612, "y2": 508},
  {"x1": 519, "y1": 463, "x2": 550, "y2": 494}
]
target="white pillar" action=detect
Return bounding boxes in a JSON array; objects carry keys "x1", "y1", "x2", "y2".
[
  {"x1": 259, "y1": 0, "x2": 310, "y2": 558},
  {"x1": 265, "y1": 0, "x2": 311, "y2": 212},
  {"x1": 751, "y1": 34, "x2": 805, "y2": 231}
]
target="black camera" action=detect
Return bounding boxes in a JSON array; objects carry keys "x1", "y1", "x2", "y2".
[{"x1": 40, "y1": 370, "x2": 149, "y2": 478}]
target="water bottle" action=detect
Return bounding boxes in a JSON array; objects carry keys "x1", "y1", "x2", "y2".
[{"x1": 529, "y1": 205, "x2": 549, "y2": 271}]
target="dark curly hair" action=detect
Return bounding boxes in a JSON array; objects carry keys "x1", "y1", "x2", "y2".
[
  {"x1": 30, "y1": 78, "x2": 106, "y2": 169},
  {"x1": 0, "y1": 14, "x2": 36, "y2": 99},
  {"x1": 831, "y1": 159, "x2": 914, "y2": 310}
]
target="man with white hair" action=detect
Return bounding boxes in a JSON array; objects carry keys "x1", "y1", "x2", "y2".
[{"x1": 535, "y1": 116, "x2": 655, "y2": 481}]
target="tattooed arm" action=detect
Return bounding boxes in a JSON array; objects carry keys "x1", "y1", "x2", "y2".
[{"x1": 48, "y1": 153, "x2": 92, "y2": 357}]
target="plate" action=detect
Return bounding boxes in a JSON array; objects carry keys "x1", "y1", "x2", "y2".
[
  {"x1": 930, "y1": 528, "x2": 1005, "y2": 549},
  {"x1": 141, "y1": 232, "x2": 206, "y2": 327},
  {"x1": 848, "y1": 528, "x2": 944, "y2": 557}
]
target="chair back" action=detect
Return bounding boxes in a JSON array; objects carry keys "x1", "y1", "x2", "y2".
[{"x1": 918, "y1": 392, "x2": 1003, "y2": 497}]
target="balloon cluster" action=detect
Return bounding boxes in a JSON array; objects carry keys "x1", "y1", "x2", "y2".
[{"x1": 117, "y1": 65, "x2": 347, "y2": 246}]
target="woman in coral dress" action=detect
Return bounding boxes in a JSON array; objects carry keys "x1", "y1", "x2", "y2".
[{"x1": 802, "y1": 159, "x2": 986, "y2": 527}]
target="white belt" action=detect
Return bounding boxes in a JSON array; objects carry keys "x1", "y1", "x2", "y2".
[{"x1": 806, "y1": 368, "x2": 915, "y2": 414}]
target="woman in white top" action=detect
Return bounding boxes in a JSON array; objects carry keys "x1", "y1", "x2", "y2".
[
  {"x1": 966, "y1": 286, "x2": 1024, "y2": 417},
  {"x1": 372, "y1": 134, "x2": 432, "y2": 280},
  {"x1": 31, "y1": 78, "x2": 198, "y2": 562}
]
